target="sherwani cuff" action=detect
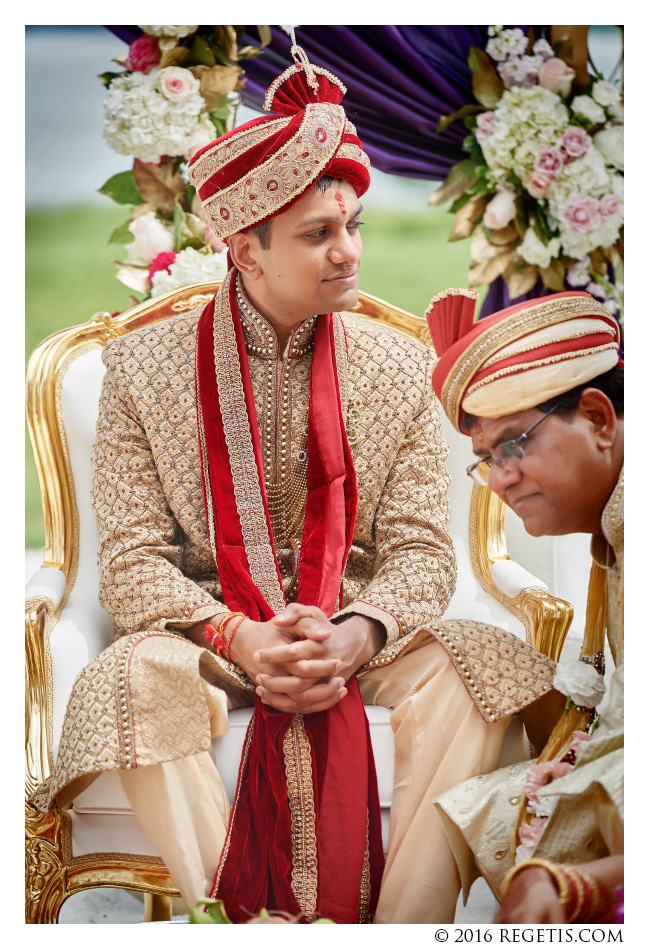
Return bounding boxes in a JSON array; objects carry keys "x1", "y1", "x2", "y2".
[
  {"x1": 169, "y1": 604, "x2": 231, "y2": 631},
  {"x1": 332, "y1": 600, "x2": 400, "y2": 648}
]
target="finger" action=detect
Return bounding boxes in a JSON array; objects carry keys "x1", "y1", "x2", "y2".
[
  {"x1": 256, "y1": 681, "x2": 347, "y2": 714},
  {"x1": 254, "y1": 639, "x2": 324, "y2": 665},
  {"x1": 272, "y1": 604, "x2": 326, "y2": 626},
  {"x1": 288, "y1": 658, "x2": 343, "y2": 679},
  {"x1": 256, "y1": 673, "x2": 329, "y2": 695}
]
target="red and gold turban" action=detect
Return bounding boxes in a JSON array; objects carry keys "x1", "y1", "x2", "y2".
[
  {"x1": 426, "y1": 290, "x2": 621, "y2": 432},
  {"x1": 187, "y1": 47, "x2": 371, "y2": 239}
]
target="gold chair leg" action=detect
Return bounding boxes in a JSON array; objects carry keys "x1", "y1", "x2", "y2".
[
  {"x1": 144, "y1": 893, "x2": 173, "y2": 922},
  {"x1": 25, "y1": 804, "x2": 69, "y2": 923}
]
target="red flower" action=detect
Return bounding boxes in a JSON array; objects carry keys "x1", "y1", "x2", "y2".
[
  {"x1": 124, "y1": 35, "x2": 161, "y2": 74},
  {"x1": 148, "y1": 251, "x2": 176, "y2": 282}
]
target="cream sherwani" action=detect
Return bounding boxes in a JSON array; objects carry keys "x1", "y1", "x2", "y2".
[{"x1": 32, "y1": 301, "x2": 556, "y2": 922}]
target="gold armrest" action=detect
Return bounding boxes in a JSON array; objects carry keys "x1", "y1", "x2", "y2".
[
  {"x1": 469, "y1": 483, "x2": 573, "y2": 661},
  {"x1": 26, "y1": 596, "x2": 56, "y2": 796}
]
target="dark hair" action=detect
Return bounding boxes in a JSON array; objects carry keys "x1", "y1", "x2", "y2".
[
  {"x1": 461, "y1": 364, "x2": 624, "y2": 431},
  {"x1": 246, "y1": 174, "x2": 338, "y2": 250}
]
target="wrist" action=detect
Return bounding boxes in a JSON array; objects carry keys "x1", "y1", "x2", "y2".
[{"x1": 334, "y1": 614, "x2": 386, "y2": 666}]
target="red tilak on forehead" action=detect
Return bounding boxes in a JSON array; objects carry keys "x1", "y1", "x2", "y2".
[{"x1": 334, "y1": 189, "x2": 347, "y2": 215}]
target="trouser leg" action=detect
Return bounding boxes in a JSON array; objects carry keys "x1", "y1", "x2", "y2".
[
  {"x1": 359, "y1": 637, "x2": 509, "y2": 924},
  {"x1": 119, "y1": 750, "x2": 230, "y2": 908}
]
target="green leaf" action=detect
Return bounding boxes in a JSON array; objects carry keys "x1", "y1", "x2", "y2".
[
  {"x1": 429, "y1": 160, "x2": 480, "y2": 206},
  {"x1": 191, "y1": 34, "x2": 216, "y2": 67},
  {"x1": 98, "y1": 171, "x2": 145, "y2": 206},
  {"x1": 312, "y1": 918, "x2": 336, "y2": 924},
  {"x1": 190, "y1": 898, "x2": 232, "y2": 924},
  {"x1": 468, "y1": 45, "x2": 504, "y2": 108},
  {"x1": 97, "y1": 71, "x2": 121, "y2": 88},
  {"x1": 107, "y1": 219, "x2": 133, "y2": 245},
  {"x1": 462, "y1": 133, "x2": 485, "y2": 164}
]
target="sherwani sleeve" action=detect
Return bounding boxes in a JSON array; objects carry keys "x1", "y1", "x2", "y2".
[
  {"x1": 334, "y1": 348, "x2": 456, "y2": 645},
  {"x1": 91, "y1": 339, "x2": 228, "y2": 635}
]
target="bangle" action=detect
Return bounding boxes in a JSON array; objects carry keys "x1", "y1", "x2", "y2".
[
  {"x1": 502, "y1": 859, "x2": 609, "y2": 923},
  {"x1": 205, "y1": 612, "x2": 239, "y2": 657},
  {"x1": 223, "y1": 614, "x2": 246, "y2": 661}
]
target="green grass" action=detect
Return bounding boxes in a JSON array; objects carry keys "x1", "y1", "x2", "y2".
[{"x1": 25, "y1": 202, "x2": 480, "y2": 549}]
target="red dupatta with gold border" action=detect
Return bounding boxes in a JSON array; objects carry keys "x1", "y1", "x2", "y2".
[{"x1": 195, "y1": 270, "x2": 384, "y2": 923}]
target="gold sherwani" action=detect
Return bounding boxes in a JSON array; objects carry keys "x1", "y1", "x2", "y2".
[
  {"x1": 33, "y1": 300, "x2": 556, "y2": 921},
  {"x1": 435, "y1": 470, "x2": 624, "y2": 902}
]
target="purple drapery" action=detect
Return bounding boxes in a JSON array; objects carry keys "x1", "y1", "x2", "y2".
[{"x1": 105, "y1": 25, "x2": 554, "y2": 317}]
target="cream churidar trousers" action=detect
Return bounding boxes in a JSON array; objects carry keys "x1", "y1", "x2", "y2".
[{"x1": 119, "y1": 637, "x2": 508, "y2": 923}]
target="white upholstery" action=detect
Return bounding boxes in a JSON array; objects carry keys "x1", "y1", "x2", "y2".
[{"x1": 29, "y1": 339, "x2": 592, "y2": 863}]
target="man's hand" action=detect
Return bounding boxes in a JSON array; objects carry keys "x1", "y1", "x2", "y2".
[{"x1": 252, "y1": 604, "x2": 386, "y2": 714}]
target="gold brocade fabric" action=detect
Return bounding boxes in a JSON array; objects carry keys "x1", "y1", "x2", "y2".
[{"x1": 31, "y1": 303, "x2": 557, "y2": 811}]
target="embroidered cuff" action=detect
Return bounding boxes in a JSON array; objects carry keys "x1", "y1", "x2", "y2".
[{"x1": 332, "y1": 600, "x2": 400, "y2": 648}]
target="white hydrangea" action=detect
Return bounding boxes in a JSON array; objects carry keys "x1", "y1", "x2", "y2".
[
  {"x1": 532, "y1": 38, "x2": 554, "y2": 60},
  {"x1": 481, "y1": 86, "x2": 569, "y2": 180},
  {"x1": 139, "y1": 25, "x2": 198, "y2": 38},
  {"x1": 566, "y1": 257, "x2": 591, "y2": 287},
  {"x1": 571, "y1": 95, "x2": 606, "y2": 124},
  {"x1": 103, "y1": 68, "x2": 205, "y2": 163},
  {"x1": 150, "y1": 247, "x2": 228, "y2": 296},
  {"x1": 592, "y1": 79, "x2": 621, "y2": 108}
]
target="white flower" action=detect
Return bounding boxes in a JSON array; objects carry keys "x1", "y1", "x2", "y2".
[
  {"x1": 157, "y1": 66, "x2": 200, "y2": 102},
  {"x1": 571, "y1": 95, "x2": 606, "y2": 124},
  {"x1": 519, "y1": 228, "x2": 561, "y2": 268},
  {"x1": 553, "y1": 659, "x2": 606, "y2": 708},
  {"x1": 586, "y1": 280, "x2": 607, "y2": 300},
  {"x1": 483, "y1": 189, "x2": 517, "y2": 230},
  {"x1": 594, "y1": 125, "x2": 624, "y2": 170},
  {"x1": 566, "y1": 257, "x2": 591, "y2": 287},
  {"x1": 184, "y1": 113, "x2": 218, "y2": 160},
  {"x1": 125, "y1": 211, "x2": 174, "y2": 266},
  {"x1": 592, "y1": 80, "x2": 621, "y2": 108},
  {"x1": 532, "y1": 38, "x2": 554, "y2": 60},
  {"x1": 139, "y1": 25, "x2": 198, "y2": 38},
  {"x1": 150, "y1": 247, "x2": 228, "y2": 296},
  {"x1": 103, "y1": 68, "x2": 205, "y2": 162}
]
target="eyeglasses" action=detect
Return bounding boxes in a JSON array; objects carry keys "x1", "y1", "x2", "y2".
[{"x1": 466, "y1": 405, "x2": 559, "y2": 487}]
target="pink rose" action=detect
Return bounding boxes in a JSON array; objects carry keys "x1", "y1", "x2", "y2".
[
  {"x1": 534, "y1": 148, "x2": 563, "y2": 177},
  {"x1": 483, "y1": 190, "x2": 517, "y2": 230},
  {"x1": 476, "y1": 111, "x2": 497, "y2": 143},
  {"x1": 519, "y1": 816, "x2": 547, "y2": 852},
  {"x1": 157, "y1": 66, "x2": 200, "y2": 102},
  {"x1": 600, "y1": 193, "x2": 620, "y2": 218},
  {"x1": 561, "y1": 194, "x2": 602, "y2": 233},
  {"x1": 524, "y1": 760, "x2": 574, "y2": 801},
  {"x1": 525, "y1": 171, "x2": 553, "y2": 199},
  {"x1": 124, "y1": 35, "x2": 161, "y2": 74},
  {"x1": 538, "y1": 57, "x2": 575, "y2": 97},
  {"x1": 563, "y1": 126, "x2": 592, "y2": 158},
  {"x1": 148, "y1": 251, "x2": 176, "y2": 283}
]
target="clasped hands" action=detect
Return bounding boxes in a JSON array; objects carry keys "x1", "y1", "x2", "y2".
[{"x1": 228, "y1": 603, "x2": 384, "y2": 715}]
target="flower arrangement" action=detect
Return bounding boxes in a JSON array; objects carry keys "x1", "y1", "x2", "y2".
[
  {"x1": 98, "y1": 26, "x2": 270, "y2": 297},
  {"x1": 515, "y1": 657, "x2": 606, "y2": 863},
  {"x1": 430, "y1": 27, "x2": 623, "y2": 319}
]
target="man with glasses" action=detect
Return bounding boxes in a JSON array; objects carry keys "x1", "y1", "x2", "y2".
[{"x1": 426, "y1": 288, "x2": 624, "y2": 924}]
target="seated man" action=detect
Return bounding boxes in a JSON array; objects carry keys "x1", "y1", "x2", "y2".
[
  {"x1": 31, "y1": 52, "x2": 557, "y2": 924},
  {"x1": 426, "y1": 288, "x2": 624, "y2": 924}
]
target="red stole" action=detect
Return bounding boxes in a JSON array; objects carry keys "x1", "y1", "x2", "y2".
[{"x1": 195, "y1": 271, "x2": 384, "y2": 923}]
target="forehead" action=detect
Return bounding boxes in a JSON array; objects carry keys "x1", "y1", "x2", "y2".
[
  {"x1": 273, "y1": 178, "x2": 359, "y2": 229},
  {"x1": 468, "y1": 409, "x2": 540, "y2": 450}
]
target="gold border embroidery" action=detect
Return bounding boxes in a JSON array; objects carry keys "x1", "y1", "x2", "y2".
[
  {"x1": 283, "y1": 714, "x2": 318, "y2": 921},
  {"x1": 211, "y1": 717, "x2": 255, "y2": 898}
]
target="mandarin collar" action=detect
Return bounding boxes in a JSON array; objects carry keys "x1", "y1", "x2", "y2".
[{"x1": 235, "y1": 275, "x2": 318, "y2": 360}]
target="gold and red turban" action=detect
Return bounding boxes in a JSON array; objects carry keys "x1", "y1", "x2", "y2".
[
  {"x1": 187, "y1": 48, "x2": 371, "y2": 239},
  {"x1": 426, "y1": 290, "x2": 621, "y2": 432}
]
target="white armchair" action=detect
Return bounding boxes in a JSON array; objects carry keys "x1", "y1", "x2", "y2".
[{"x1": 26, "y1": 284, "x2": 580, "y2": 923}]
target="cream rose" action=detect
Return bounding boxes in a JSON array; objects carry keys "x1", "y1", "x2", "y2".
[
  {"x1": 594, "y1": 125, "x2": 624, "y2": 170},
  {"x1": 483, "y1": 189, "x2": 517, "y2": 230},
  {"x1": 125, "y1": 211, "x2": 174, "y2": 266},
  {"x1": 571, "y1": 95, "x2": 606, "y2": 124},
  {"x1": 592, "y1": 79, "x2": 621, "y2": 109},
  {"x1": 538, "y1": 58, "x2": 575, "y2": 97},
  {"x1": 158, "y1": 66, "x2": 201, "y2": 102}
]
